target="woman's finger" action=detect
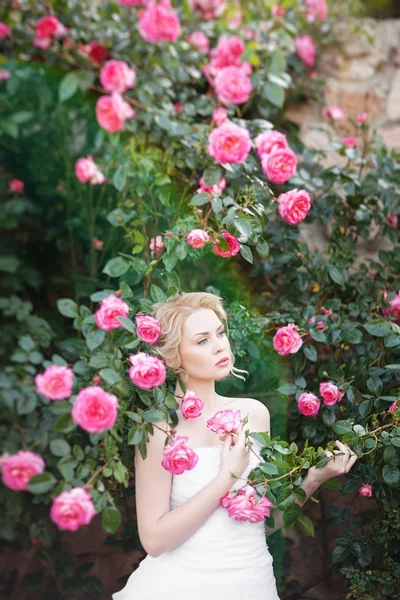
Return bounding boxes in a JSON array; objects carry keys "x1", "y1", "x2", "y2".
[
  {"x1": 334, "y1": 440, "x2": 350, "y2": 457},
  {"x1": 344, "y1": 453, "x2": 358, "y2": 472}
]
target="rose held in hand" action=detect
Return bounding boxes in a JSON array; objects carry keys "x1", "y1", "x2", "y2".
[
  {"x1": 72, "y1": 386, "x2": 119, "y2": 433},
  {"x1": 207, "y1": 408, "x2": 242, "y2": 435}
]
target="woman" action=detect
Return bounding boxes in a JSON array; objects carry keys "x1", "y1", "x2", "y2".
[{"x1": 113, "y1": 291, "x2": 357, "y2": 600}]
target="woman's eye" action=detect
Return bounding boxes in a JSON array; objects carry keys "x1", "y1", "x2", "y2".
[
  {"x1": 198, "y1": 339, "x2": 207, "y2": 345},
  {"x1": 218, "y1": 331, "x2": 225, "y2": 336}
]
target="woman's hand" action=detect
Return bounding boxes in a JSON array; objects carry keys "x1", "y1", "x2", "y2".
[
  {"x1": 308, "y1": 440, "x2": 358, "y2": 485},
  {"x1": 218, "y1": 429, "x2": 250, "y2": 480}
]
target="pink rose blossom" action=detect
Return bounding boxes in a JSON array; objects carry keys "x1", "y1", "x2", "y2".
[
  {"x1": 254, "y1": 130, "x2": 288, "y2": 159},
  {"x1": 197, "y1": 175, "x2": 226, "y2": 196},
  {"x1": 343, "y1": 137, "x2": 358, "y2": 148},
  {"x1": 382, "y1": 290, "x2": 400, "y2": 322},
  {"x1": 75, "y1": 155, "x2": 106, "y2": 185},
  {"x1": 273, "y1": 323, "x2": 303, "y2": 356},
  {"x1": 0, "y1": 23, "x2": 11, "y2": 39},
  {"x1": 228, "y1": 9, "x2": 242, "y2": 29},
  {"x1": 358, "y1": 483, "x2": 373, "y2": 497},
  {"x1": 34, "y1": 15, "x2": 67, "y2": 48},
  {"x1": 207, "y1": 409, "x2": 242, "y2": 435},
  {"x1": 173, "y1": 101, "x2": 183, "y2": 113},
  {"x1": 50, "y1": 487, "x2": 96, "y2": 531},
  {"x1": 96, "y1": 93, "x2": 135, "y2": 133},
  {"x1": 128, "y1": 352, "x2": 167, "y2": 389},
  {"x1": 92, "y1": 237, "x2": 104, "y2": 249},
  {"x1": 80, "y1": 41, "x2": 109, "y2": 64},
  {"x1": 295, "y1": 34, "x2": 316, "y2": 68},
  {"x1": 262, "y1": 148, "x2": 298, "y2": 184},
  {"x1": 297, "y1": 392, "x2": 320, "y2": 416},
  {"x1": 388, "y1": 401, "x2": 398, "y2": 414},
  {"x1": 208, "y1": 121, "x2": 251, "y2": 165},
  {"x1": 188, "y1": 0, "x2": 227, "y2": 20},
  {"x1": 149, "y1": 235, "x2": 164, "y2": 254},
  {"x1": 0, "y1": 69, "x2": 11, "y2": 81},
  {"x1": 8, "y1": 178, "x2": 24, "y2": 193},
  {"x1": 139, "y1": 1, "x2": 181, "y2": 43},
  {"x1": 319, "y1": 382, "x2": 344, "y2": 406},
  {"x1": 221, "y1": 486, "x2": 274, "y2": 522},
  {"x1": 161, "y1": 436, "x2": 199, "y2": 474},
  {"x1": 95, "y1": 294, "x2": 130, "y2": 331},
  {"x1": 0, "y1": 451, "x2": 45, "y2": 491},
  {"x1": 35, "y1": 365, "x2": 74, "y2": 401},
  {"x1": 187, "y1": 229, "x2": 210, "y2": 248},
  {"x1": 135, "y1": 314, "x2": 162, "y2": 344},
  {"x1": 278, "y1": 189, "x2": 311, "y2": 225},
  {"x1": 212, "y1": 107, "x2": 227, "y2": 125},
  {"x1": 100, "y1": 59, "x2": 136, "y2": 94},
  {"x1": 387, "y1": 215, "x2": 398, "y2": 229},
  {"x1": 304, "y1": 0, "x2": 328, "y2": 22},
  {"x1": 323, "y1": 106, "x2": 346, "y2": 121},
  {"x1": 212, "y1": 231, "x2": 240, "y2": 258},
  {"x1": 186, "y1": 31, "x2": 210, "y2": 53},
  {"x1": 357, "y1": 111, "x2": 367, "y2": 125},
  {"x1": 271, "y1": 5, "x2": 285, "y2": 17},
  {"x1": 181, "y1": 390, "x2": 205, "y2": 418},
  {"x1": 72, "y1": 386, "x2": 119, "y2": 433},
  {"x1": 118, "y1": 0, "x2": 143, "y2": 5},
  {"x1": 214, "y1": 65, "x2": 252, "y2": 106},
  {"x1": 210, "y1": 35, "x2": 245, "y2": 68}
]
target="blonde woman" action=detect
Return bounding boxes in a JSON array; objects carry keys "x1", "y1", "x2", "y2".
[{"x1": 113, "y1": 291, "x2": 357, "y2": 600}]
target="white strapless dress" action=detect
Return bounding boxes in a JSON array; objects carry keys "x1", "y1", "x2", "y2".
[{"x1": 112, "y1": 440, "x2": 280, "y2": 600}]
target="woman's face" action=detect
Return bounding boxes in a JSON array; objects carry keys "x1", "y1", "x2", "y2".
[{"x1": 178, "y1": 308, "x2": 232, "y2": 381}]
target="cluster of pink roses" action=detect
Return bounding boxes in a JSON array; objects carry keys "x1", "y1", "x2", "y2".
[
  {"x1": 197, "y1": 174, "x2": 226, "y2": 197},
  {"x1": 33, "y1": 15, "x2": 68, "y2": 49},
  {"x1": 149, "y1": 235, "x2": 164, "y2": 254},
  {"x1": 8, "y1": 178, "x2": 24, "y2": 194},
  {"x1": 304, "y1": 0, "x2": 328, "y2": 23},
  {"x1": 308, "y1": 306, "x2": 333, "y2": 331},
  {"x1": 203, "y1": 35, "x2": 252, "y2": 107},
  {"x1": 96, "y1": 58, "x2": 136, "y2": 133},
  {"x1": 297, "y1": 383, "x2": 344, "y2": 417},
  {"x1": 0, "y1": 450, "x2": 97, "y2": 531},
  {"x1": 0, "y1": 22, "x2": 11, "y2": 40},
  {"x1": 75, "y1": 155, "x2": 106, "y2": 186},
  {"x1": 295, "y1": 34, "x2": 316, "y2": 68},
  {"x1": 254, "y1": 129, "x2": 298, "y2": 185},
  {"x1": 379, "y1": 289, "x2": 400, "y2": 323},
  {"x1": 188, "y1": 0, "x2": 226, "y2": 21},
  {"x1": 186, "y1": 31, "x2": 210, "y2": 54},
  {"x1": 138, "y1": 0, "x2": 181, "y2": 44},
  {"x1": 220, "y1": 486, "x2": 274, "y2": 522}
]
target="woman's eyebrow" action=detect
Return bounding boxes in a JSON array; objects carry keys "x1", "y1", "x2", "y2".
[{"x1": 192, "y1": 324, "x2": 224, "y2": 339}]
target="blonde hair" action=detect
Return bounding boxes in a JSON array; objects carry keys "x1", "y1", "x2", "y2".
[{"x1": 151, "y1": 291, "x2": 247, "y2": 381}]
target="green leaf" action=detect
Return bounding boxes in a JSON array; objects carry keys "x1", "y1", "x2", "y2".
[
  {"x1": 270, "y1": 51, "x2": 287, "y2": 76},
  {"x1": 310, "y1": 329, "x2": 327, "y2": 343},
  {"x1": 259, "y1": 462, "x2": 279, "y2": 475},
  {"x1": 102, "y1": 257, "x2": 131, "y2": 278},
  {"x1": 385, "y1": 364, "x2": 400, "y2": 370},
  {"x1": 321, "y1": 478, "x2": 342, "y2": 490},
  {"x1": 113, "y1": 166, "x2": 127, "y2": 192},
  {"x1": 150, "y1": 284, "x2": 166, "y2": 303},
  {"x1": 296, "y1": 512, "x2": 315, "y2": 537},
  {"x1": 128, "y1": 427, "x2": 143, "y2": 445},
  {"x1": 283, "y1": 502, "x2": 302, "y2": 526},
  {"x1": 99, "y1": 368, "x2": 120, "y2": 385},
  {"x1": 364, "y1": 319, "x2": 392, "y2": 337},
  {"x1": 163, "y1": 253, "x2": 178, "y2": 273},
  {"x1": 142, "y1": 408, "x2": 166, "y2": 423},
  {"x1": 277, "y1": 383, "x2": 297, "y2": 395},
  {"x1": 322, "y1": 410, "x2": 336, "y2": 427},
  {"x1": 239, "y1": 245, "x2": 253, "y2": 264},
  {"x1": 102, "y1": 506, "x2": 122, "y2": 534},
  {"x1": 89, "y1": 353, "x2": 110, "y2": 368},
  {"x1": 332, "y1": 420, "x2": 353, "y2": 435},
  {"x1": 176, "y1": 242, "x2": 188, "y2": 261},
  {"x1": 86, "y1": 328, "x2": 106, "y2": 351},
  {"x1": 303, "y1": 345, "x2": 317, "y2": 362},
  {"x1": 264, "y1": 82, "x2": 285, "y2": 108},
  {"x1": 18, "y1": 335, "x2": 36, "y2": 353},
  {"x1": 328, "y1": 267, "x2": 346, "y2": 287},
  {"x1": 54, "y1": 412, "x2": 76, "y2": 433},
  {"x1": 202, "y1": 166, "x2": 222, "y2": 187},
  {"x1": 116, "y1": 316, "x2": 135, "y2": 333},
  {"x1": 28, "y1": 473, "x2": 57, "y2": 495},
  {"x1": 0, "y1": 255, "x2": 20, "y2": 273},
  {"x1": 359, "y1": 399, "x2": 372, "y2": 417},
  {"x1": 332, "y1": 545, "x2": 350, "y2": 563},
  {"x1": 256, "y1": 238, "x2": 269, "y2": 258},
  {"x1": 382, "y1": 464, "x2": 400, "y2": 485},
  {"x1": 50, "y1": 439, "x2": 71, "y2": 457},
  {"x1": 190, "y1": 193, "x2": 210, "y2": 206},
  {"x1": 59, "y1": 73, "x2": 79, "y2": 102},
  {"x1": 57, "y1": 299, "x2": 79, "y2": 318}
]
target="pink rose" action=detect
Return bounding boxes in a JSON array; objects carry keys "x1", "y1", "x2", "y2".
[
  {"x1": 271, "y1": 5, "x2": 285, "y2": 17},
  {"x1": 214, "y1": 64, "x2": 252, "y2": 106},
  {"x1": 186, "y1": 31, "x2": 210, "y2": 53},
  {"x1": 95, "y1": 294, "x2": 130, "y2": 331},
  {"x1": 388, "y1": 401, "x2": 398, "y2": 414},
  {"x1": 0, "y1": 69, "x2": 11, "y2": 80},
  {"x1": 357, "y1": 111, "x2": 367, "y2": 125},
  {"x1": 212, "y1": 107, "x2": 227, "y2": 125},
  {"x1": 358, "y1": 483, "x2": 373, "y2": 497},
  {"x1": 273, "y1": 323, "x2": 303, "y2": 356},
  {"x1": 295, "y1": 34, "x2": 316, "y2": 68},
  {"x1": 181, "y1": 390, "x2": 205, "y2": 418},
  {"x1": 208, "y1": 121, "x2": 251, "y2": 165},
  {"x1": 210, "y1": 35, "x2": 244, "y2": 68},
  {"x1": 128, "y1": 352, "x2": 167, "y2": 389},
  {"x1": 254, "y1": 130, "x2": 288, "y2": 159},
  {"x1": 188, "y1": 0, "x2": 227, "y2": 20},
  {"x1": 100, "y1": 59, "x2": 136, "y2": 94},
  {"x1": 149, "y1": 235, "x2": 164, "y2": 254},
  {"x1": 228, "y1": 9, "x2": 242, "y2": 29},
  {"x1": 197, "y1": 175, "x2": 226, "y2": 196},
  {"x1": 323, "y1": 106, "x2": 346, "y2": 121},
  {"x1": 161, "y1": 436, "x2": 199, "y2": 474},
  {"x1": 212, "y1": 231, "x2": 240, "y2": 258},
  {"x1": 343, "y1": 137, "x2": 358, "y2": 148},
  {"x1": 92, "y1": 237, "x2": 104, "y2": 249},
  {"x1": 50, "y1": 487, "x2": 96, "y2": 531},
  {"x1": 297, "y1": 392, "x2": 320, "y2": 416},
  {"x1": 34, "y1": 15, "x2": 67, "y2": 48},
  {"x1": 96, "y1": 93, "x2": 135, "y2": 133},
  {"x1": 35, "y1": 364, "x2": 74, "y2": 400},
  {"x1": 75, "y1": 155, "x2": 106, "y2": 185},
  {"x1": 206, "y1": 409, "x2": 242, "y2": 435},
  {"x1": 138, "y1": 1, "x2": 181, "y2": 43},
  {"x1": 118, "y1": 0, "x2": 143, "y2": 5},
  {"x1": 0, "y1": 23, "x2": 11, "y2": 39},
  {"x1": 72, "y1": 386, "x2": 119, "y2": 433},
  {"x1": 135, "y1": 314, "x2": 162, "y2": 343},
  {"x1": 277, "y1": 188, "x2": 311, "y2": 225},
  {"x1": 304, "y1": 0, "x2": 328, "y2": 22},
  {"x1": 262, "y1": 148, "x2": 298, "y2": 184},
  {"x1": 0, "y1": 451, "x2": 45, "y2": 491},
  {"x1": 187, "y1": 229, "x2": 210, "y2": 248},
  {"x1": 8, "y1": 178, "x2": 24, "y2": 193},
  {"x1": 80, "y1": 41, "x2": 109, "y2": 64},
  {"x1": 382, "y1": 291, "x2": 400, "y2": 322},
  {"x1": 319, "y1": 382, "x2": 344, "y2": 406},
  {"x1": 387, "y1": 215, "x2": 398, "y2": 229},
  {"x1": 221, "y1": 487, "x2": 274, "y2": 522}
]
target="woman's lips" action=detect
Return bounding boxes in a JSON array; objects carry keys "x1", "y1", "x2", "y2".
[{"x1": 216, "y1": 357, "x2": 229, "y2": 367}]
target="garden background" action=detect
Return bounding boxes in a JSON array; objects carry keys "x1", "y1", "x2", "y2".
[{"x1": 1, "y1": 0, "x2": 400, "y2": 599}]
